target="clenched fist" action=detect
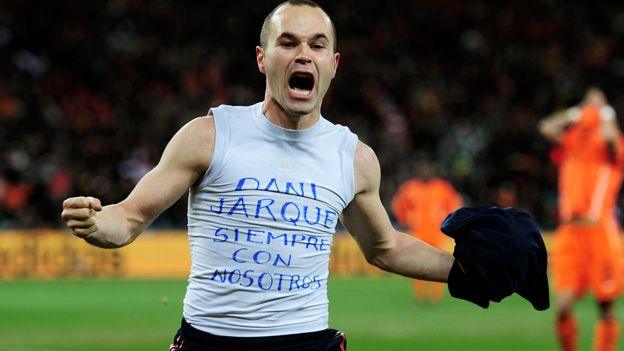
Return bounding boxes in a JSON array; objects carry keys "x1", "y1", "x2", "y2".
[{"x1": 61, "y1": 196, "x2": 103, "y2": 238}]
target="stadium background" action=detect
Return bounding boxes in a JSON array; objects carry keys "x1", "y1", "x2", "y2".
[{"x1": 2, "y1": 1, "x2": 624, "y2": 350}]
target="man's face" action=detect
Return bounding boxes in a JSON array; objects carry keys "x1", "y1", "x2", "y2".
[
  {"x1": 256, "y1": 5, "x2": 339, "y2": 116},
  {"x1": 583, "y1": 88, "x2": 607, "y2": 107}
]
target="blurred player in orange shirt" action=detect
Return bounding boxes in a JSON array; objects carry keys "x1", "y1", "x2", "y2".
[
  {"x1": 392, "y1": 159, "x2": 462, "y2": 302},
  {"x1": 539, "y1": 88, "x2": 624, "y2": 351}
]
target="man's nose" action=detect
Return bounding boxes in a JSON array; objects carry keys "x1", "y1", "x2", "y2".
[
  {"x1": 295, "y1": 55, "x2": 312, "y2": 65},
  {"x1": 294, "y1": 45, "x2": 313, "y2": 65}
]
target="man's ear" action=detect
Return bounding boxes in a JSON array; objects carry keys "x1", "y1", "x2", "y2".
[
  {"x1": 331, "y1": 52, "x2": 340, "y2": 79},
  {"x1": 256, "y1": 46, "x2": 266, "y2": 74}
]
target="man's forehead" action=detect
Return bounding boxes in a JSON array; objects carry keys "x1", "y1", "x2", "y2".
[{"x1": 270, "y1": 5, "x2": 334, "y2": 40}]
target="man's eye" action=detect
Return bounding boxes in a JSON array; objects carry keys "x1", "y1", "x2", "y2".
[
  {"x1": 311, "y1": 44, "x2": 325, "y2": 49},
  {"x1": 281, "y1": 42, "x2": 296, "y2": 48}
]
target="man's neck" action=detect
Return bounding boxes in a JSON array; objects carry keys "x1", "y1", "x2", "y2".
[{"x1": 262, "y1": 97, "x2": 321, "y2": 130}]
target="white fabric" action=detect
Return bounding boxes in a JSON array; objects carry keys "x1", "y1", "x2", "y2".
[
  {"x1": 183, "y1": 102, "x2": 358, "y2": 336},
  {"x1": 600, "y1": 105, "x2": 616, "y2": 122},
  {"x1": 567, "y1": 105, "x2": 616, "y2": 123},
  {"x1": 567, "y1": 107, "x2": 581, "y2": 123}
]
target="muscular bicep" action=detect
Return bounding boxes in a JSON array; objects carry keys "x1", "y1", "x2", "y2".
[
  {"x1": 341, "y1": 189, "x2": 396, "y2": 260},
  {"x1": 340, "y1": 142, "x2": 396, "y2": 260},
  {"x1": 120, "y1": 116, "x2": 214, "y2": 232}
]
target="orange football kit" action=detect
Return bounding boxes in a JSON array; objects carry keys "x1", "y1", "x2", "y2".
[
  {"x1": 552, "y1": 105, "x2": 624, "y2": 351},
  {"x1": 392, "y1": 177, "x2": 462, "y2": 302},
  {"x1": 552, "y1": 105, "x2": 624, "y2": 300}
]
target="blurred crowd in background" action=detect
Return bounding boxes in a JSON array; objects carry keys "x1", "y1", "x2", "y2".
[{"x1": 2, "y1": 0, "x2": 624, "y2": 229}]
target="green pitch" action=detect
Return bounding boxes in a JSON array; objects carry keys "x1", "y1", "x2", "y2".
[{"x1": 0, "y1": 277, "x2": 618, "y2": 350}]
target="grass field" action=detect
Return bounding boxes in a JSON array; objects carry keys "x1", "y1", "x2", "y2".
[{"x1": 0, "y1": 276, "x2": 619, "y2": 351}]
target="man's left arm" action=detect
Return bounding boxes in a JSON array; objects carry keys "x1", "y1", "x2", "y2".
[
  {"x1": 340, "y1": 142, "x2": 454, "y2": 283},
  {"x1": 600, "y1": 105, "x2": 622, "y2": 157}
]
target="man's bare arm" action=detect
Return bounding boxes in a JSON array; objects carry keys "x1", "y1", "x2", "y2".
[
  {"x1": 599, "y1": 106, "x2": 621, "y2": 156},
  {"x1": 340, "y1": 142, "x2": 454, "y2": 282},
  {"x1": 538, "y1": 109, "x2": 574, "y2": 143},
  {"x1": 61, "y1": 116, "x2": 215, "y2": 248}
]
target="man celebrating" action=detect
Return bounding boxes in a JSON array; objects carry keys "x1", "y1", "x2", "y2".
[
  {"x1": 62, "y1": 1, "x2": 546, "y2": 350},
  {"x1": 539, "y1": 88, "x2": 624, "y2": 351},
  {"x1": 62, "y1": 2, "x2": 453, "y2": 348}
]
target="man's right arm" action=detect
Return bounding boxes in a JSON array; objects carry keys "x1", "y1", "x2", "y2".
[
  {"x1": 61, "y1": 116, "x2": 215, "y2": 248},
  {"x1": 598, "y1": 105, "x2": 621, "y2": 156},
  {"x1": 537, "y1": 108, "x2": 576, "y2": 143}
]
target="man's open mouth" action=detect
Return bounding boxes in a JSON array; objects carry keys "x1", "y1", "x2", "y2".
[{"x1": 288, "y1": 72, "x2": 314, "y2": 97}]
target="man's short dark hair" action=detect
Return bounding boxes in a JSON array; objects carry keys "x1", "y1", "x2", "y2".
[{"x1": 259, "y1": 0, "x2": 337, "y2": 52}]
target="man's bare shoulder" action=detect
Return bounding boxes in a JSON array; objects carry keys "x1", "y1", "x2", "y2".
[
  {"x1": 162, "y1": 114, "x2": 215, "y2": 173},
  {"x1": 353, "y1": 140, "x2": 381, "y2": 194},
  {"x1": 184, "y1": 114, "x2": 215, "y2": 142}
]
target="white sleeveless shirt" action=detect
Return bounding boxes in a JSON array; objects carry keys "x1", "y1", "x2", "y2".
[{"x1": 183, "y1": 102, "x2": 358, "y2": 336}]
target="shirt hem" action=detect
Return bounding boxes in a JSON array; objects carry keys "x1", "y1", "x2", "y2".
[{"x1": 182, "y1": 316, "x2": 329, "y2": 337}]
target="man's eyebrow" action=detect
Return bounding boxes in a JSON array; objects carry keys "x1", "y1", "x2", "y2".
[
  {"x1": 276, "y1": 32, "x2": 330, "y2": 42},
  {"x1": 311, "y1": 33, "x2": 329, "y2": 41},
  {"x1": 276, "y1": 32, "x2": 297, "y2": 41}
]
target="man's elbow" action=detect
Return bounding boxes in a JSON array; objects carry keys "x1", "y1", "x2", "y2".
[
  {"x1": 364, "y1": 246, "x2": 395, "y2": 272},
  {"x1": 538, "y1": 123, "x2": 554, "y2": 141},
  {"x1": 365, "y1": 253, "x2": 385, "y2": 270}
]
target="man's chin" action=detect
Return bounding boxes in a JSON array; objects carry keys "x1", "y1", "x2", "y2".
[{"x1": 284, "y1": 101, "x2": 316, "y2": 117}]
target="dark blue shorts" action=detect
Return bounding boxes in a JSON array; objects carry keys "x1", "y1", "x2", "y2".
[{"x1": 169, "y1": 318, "x2": 347, "y2": 351}]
